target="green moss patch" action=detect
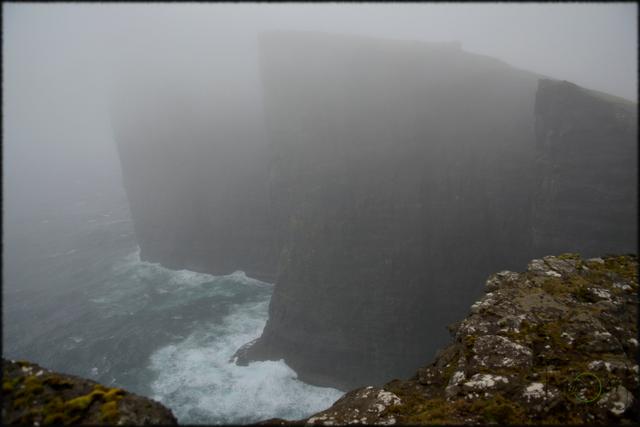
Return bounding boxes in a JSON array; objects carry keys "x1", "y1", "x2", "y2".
[
  {"x1": 99, "y1": 401, "x2": 120, "y2": 423},
  {"x1": 4, "y1": 371, "x2": 126, "y2": 425}
]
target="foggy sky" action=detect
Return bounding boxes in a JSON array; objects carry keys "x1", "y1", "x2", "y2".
[{"x1": 3, "y1": 3, "x2": 637, "y2": 224}]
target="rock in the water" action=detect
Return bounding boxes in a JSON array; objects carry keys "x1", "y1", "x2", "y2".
[{"x1": 1, "y1": 359, "x2": 177, "y2": 425}]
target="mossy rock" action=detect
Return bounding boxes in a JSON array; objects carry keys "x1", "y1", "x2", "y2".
[
  {"x1": 285, "y1": 253, "x2": 638, "y2": 425},
  {"x1": 2, "y1": 359, "x2": 177, "y2": 425},
  {"x1": 99, "y1": 401, "x2": 120, "y2": 423}
]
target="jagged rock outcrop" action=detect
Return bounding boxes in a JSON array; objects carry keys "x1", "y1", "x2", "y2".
[
  {"x1": 261, "y1": 254, "x2": 638, "y2": 425},
  {"x1": 1, "y1": 359, "x2": 177, "y2": 425},
  {"x1": 532, "y1": 79, "x2": 638, "y2": 256}
]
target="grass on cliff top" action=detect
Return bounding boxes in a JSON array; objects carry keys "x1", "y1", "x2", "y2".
[
  {"x1": 383, "y1": 253, "x2": 638, "y2": 425},
  {"x1": 4, "y1": 372, "x2": 126, "y2": 425},
  {"x1": 385, "y1": 393, "x2": 528, "y2": 424}
]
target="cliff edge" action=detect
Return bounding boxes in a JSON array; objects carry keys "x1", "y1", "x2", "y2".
[
  {"x1": 532, "y1": 79, "x2": 637, "y2": 257},
  {"x1": 261, "y1": 253, "x2": 638, "y2": 425},
  {"x1": 1, "y1": 359, "x2": 177, "y2": 425}
]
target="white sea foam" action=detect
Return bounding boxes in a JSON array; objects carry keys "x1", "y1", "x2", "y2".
[
  {"x1": 93, "y1": 248, "x2": 338, "y2": 424},
  {"x1": 118, "y1": 248, "x2": 219, "y2": 288},
  {"x1": 112, "y1": 248, "x2": 272, "y2": 298},
  {"x1": 228, "y1": 270, "x2": 273, "y2": 288},
  {"x1": 95, "y1": 248, "x2": 226, "y2": 309},
  {"x1": 149, "y1": 299, "x2": 342, "y2": 424}
]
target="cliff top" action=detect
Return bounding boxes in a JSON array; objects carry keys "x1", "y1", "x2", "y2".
[
  {"x1": 263, "y1": 253, "x2": 638, "y2": 425},
  {"x1": 259, "y1": 30, "x2": 463, "y2": 50},
  {"x1": 257, "y1": 30, "x2": 538, "y2": 78},
  {"x1": 2, "y1": 359, "x2": 177, "y2": 425},
  {"x1": 538, "y1": 78, "x2": 637, "y2": 108}
]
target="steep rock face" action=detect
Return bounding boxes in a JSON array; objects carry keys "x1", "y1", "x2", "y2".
[
  {"x1": 1, "y1": 359, "x2": 177, "y2": 425},
  {"x1": 241, "y1": 32, "x2": 542, "y2": 389},
  {"x1": 111, "y1": 82, "x2": 278, "y2": 282},
  {"x1": 112, "y1": 31, "x2": 637, "y2": 391},
  {"x1": 532, "y1": 79, "x2": 638, "y2": 256},
  {"x1": 261, "y1": 254, "x2": 638, "y2": 425}
]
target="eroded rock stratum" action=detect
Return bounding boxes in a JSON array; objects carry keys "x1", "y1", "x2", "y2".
[{"x1": 262, "y1": 253, "x2": 638, "y2": 425}]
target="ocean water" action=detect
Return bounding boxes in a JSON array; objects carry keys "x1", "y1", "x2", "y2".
[{"x1": 3, "y1": 190, "x2": 342, "y2": 424}]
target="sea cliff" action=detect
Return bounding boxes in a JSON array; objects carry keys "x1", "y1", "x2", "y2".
[
  {"x1": 260, "y1": 253, "x2": 638, "y2": 425},
  {"x1": 111, "y1": 31, "x2": 638, "y2": 390},
  {"x1": 237, "y1": 32, "x2": 637, "y2": 389}
]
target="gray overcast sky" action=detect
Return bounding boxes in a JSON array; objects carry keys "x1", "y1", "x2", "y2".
[
  {"x1": 5, "y1": 3, "x2": 636, "y2": 98},
  {"x1": 3, "y1": 2, "x2": 637, "y2": 215}
]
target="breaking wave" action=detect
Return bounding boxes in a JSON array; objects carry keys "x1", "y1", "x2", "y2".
[
  {"x1": 148, "y1": 293, "x2": 342, "y2": 424},
  {"x1": 107, "y1": 248, "x2": 342, "y2": 424}
]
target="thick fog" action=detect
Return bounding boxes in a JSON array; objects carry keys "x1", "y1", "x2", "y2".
[
  {"x1": 4, "y1": 4, "x2": 637, "y2": 218},
  {"x1": 4, "y1": 2, "x2": 637, "y2": 259},
  {"x1": 2, "y1": 3, "x2": 637, "y2": 423}
]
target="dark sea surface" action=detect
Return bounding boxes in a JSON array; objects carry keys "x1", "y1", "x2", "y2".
[{"x1": 2, "y1": 182, "x2": 341, "y2": 424}]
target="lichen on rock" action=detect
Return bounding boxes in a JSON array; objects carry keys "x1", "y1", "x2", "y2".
[
  {"x1": 266, "y1": 253, "x2": 638, "y2": 425},
  {"x1": 1, "y1": 359, "x2": 177, "y2": 425}
]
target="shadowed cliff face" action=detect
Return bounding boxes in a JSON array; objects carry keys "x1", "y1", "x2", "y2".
[
  {"x1": 110, "y1": 76, "x2": 278, "y2": 283},
  {"x1": 112, "y1": 32, "x2": 637, "y2": 391},
  {"x1": 242, "y1": 32, "x2": 543, "y2": 389},
  {"x1": 532, "y1": 79, "x2": 638, "y2": 257},
  {"x1": 240, "y1": 32, "x2": 637, "y2": 390},
  {"x1": 260, "y1": 254, "x2": 639, "y2": 425}
]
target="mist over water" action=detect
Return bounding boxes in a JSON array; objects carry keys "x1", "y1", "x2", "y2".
[
  {"x1": 3, "y1": 191, "x2": 341, "y2": 424},
  {"x1": 3, "y1": 3, "x2": 636, "y2": 425}
]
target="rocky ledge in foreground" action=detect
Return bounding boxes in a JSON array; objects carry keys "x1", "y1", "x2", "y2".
[
  {"x1": 261, "y1": 254, "x2": 638, "y2": 425},
  {"x1": 2, "y1": 359, "x2": 177, "y2": 425}
]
